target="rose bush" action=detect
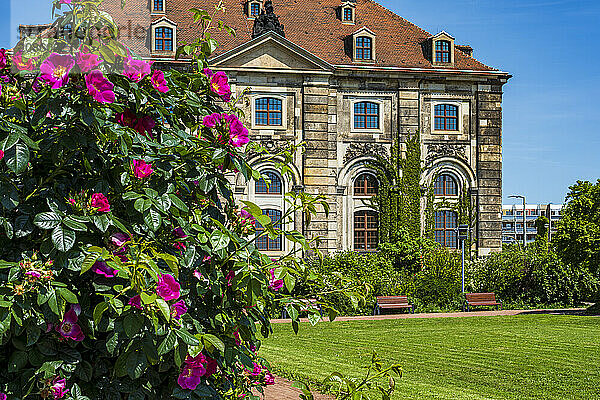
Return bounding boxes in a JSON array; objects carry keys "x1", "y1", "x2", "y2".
[{"x1": 0, "y1": 1, "x2": 369, "y2": 399}]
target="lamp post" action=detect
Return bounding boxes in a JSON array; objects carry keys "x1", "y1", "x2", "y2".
[
  {"x1": 547, "y1": 202, "x2": 553, "y2": 242},
  {"x1": 509, "y1": 195, "x2": 526, "y2": 248}
]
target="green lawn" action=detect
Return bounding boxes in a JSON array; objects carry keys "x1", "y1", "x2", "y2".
[{"x1": 260, "y1": 315, "x2": 600, "y2": 400}]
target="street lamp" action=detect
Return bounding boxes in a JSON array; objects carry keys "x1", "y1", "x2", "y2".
[{"x1": 509, "y1": 195, "x2": 526, "y2": 248}]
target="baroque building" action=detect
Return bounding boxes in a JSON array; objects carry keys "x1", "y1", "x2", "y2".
[{"x1": 101, "y1": 0, "x2": 511, "y2": 256}]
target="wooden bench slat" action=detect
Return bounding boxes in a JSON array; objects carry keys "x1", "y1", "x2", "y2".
[
  {"x1": 464, "y1": 292, "x2": 502, "y2": 312},
  {"x1": 374, "y1": 296, "x2": 414, "y2": 315}
]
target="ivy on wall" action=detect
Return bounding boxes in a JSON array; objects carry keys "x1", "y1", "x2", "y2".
[{"x1": 369, "y1": 131, "x2": 476, "y2": 249}]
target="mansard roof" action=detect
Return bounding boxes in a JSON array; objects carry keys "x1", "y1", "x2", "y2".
[{"x1": 158, "y1": 0, "x2": 499, "y2": 72}]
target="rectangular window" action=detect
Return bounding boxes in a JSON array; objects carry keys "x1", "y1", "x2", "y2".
[
  {"x1": 343, "y1": 8, "x2": 353, "y2": 21},
  {"x1": 155, "y1": 27, "x2": 173, "y2": 51},
  {"x1": 434, "y1": 211, "x2": 458, "y2": 248},
  {"x1": 434, "y1": 104, "x2": 459, "y2": 131},
  {"x1": 153, "y1": 0, "x2": 164, "y2": 12},
  {"x1": 354, "y1": 101, "x2": 379, "y2": 130},
  {"x1": 354, "y1": 211, "x2": 378, "y2": 251},
  {"x1": 250, "y1": 3, "x2": 260, "y2": 17},
  {"x1": 256, "y1": 209, "x2": 282, "y2": 251},
  {"x1": 435, "y1": 40, "x2": 450, "y2": 63},
  {"x1": 356, "y1": 37, "x2": 372, "y2": 60},
  {"x1": 255, "y1": 98, "x2": 282, "y2": 126}
]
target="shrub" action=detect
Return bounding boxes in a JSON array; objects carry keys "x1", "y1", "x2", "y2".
[{"x1": 0, "y1": 2, "x2": 338, "y2": 398}]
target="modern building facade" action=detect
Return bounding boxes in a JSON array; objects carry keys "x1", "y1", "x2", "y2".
[
  {"x1": 502, "y1": 204, "x2": 563, "y2": 245},
  {"x1": 23, "y1": 0, "x2": 511, "y2": 256}
]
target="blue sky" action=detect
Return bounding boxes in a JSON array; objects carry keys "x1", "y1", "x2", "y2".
[{"x1": 1, "y1": 0, "x2": 599, "y2": 204}]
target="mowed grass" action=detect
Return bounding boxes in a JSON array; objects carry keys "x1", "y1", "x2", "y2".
[{"x1": 260, "y1": 315, "x2": 600, "y2": 400}]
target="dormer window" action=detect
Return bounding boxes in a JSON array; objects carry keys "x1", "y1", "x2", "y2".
[
  {"x1": 435, "y1": 40, "x2": 450, "y2": 63},
  {"x1": 352, "y1": 27, "x2": 376, "y2": 62},
  {"x1": 151, "y1": 17, "x2": 177, "y2": 53},
  {"x1": 431, "y1": 32, "x2": 455, "y2": 66},
  {"x1": 356, "y1": 37, "x2": 372, "y2": 60},
  {"x1": 248, "y1": 1, "x2": 261, "y2": 19},
  {"x1": 153, "y1": 0, "x2": 164, "y2": 13},
  {"x1": 340, "y1": 1, "x2": 356, "y2": 24},
  {"x1": 343, "y1": 7, "x2": 353, "y2": 21}
]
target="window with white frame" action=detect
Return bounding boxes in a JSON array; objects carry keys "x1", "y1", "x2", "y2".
[
  {"x1": 354, "y1": 173, "x2": 378, "y2": 196},
  {"x1": 254, "y1": 97, "x2": 283, "y2": 127},
  {"x1": 256, "y1": 209, "x2": 283, "y2": 251},
  {"x1": 152, "y1": 18, "x2": 177, "y2": 53},
  {"x1": 354, "y1": 101, "x2": 379, "y2": 130},
  {"x1": 248, "y1": 1, "x2": 261, "y2": 18}
]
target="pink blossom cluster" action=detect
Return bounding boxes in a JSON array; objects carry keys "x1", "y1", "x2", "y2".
[
  {"x1": 234, "y1": 209, "x2": 256, "y2": 235},
  {"x1": 177, "y1": 353, "x2": 218, "y2": 390},
  {"x1": 203, "y1": 68, "x2": 231, "y2": 102},
  {"x1": 173, "y1": 227, "x2": 188, "y2": 252},
  {"x1": 202, "y1": 112, "x2": 249, "y2": 147},
  {"x1": 268, "y1": 268, "x2": 284, "y2": 291},
  {"x1": 117, "y1": 109, "x2": 156, "y2": 138},
  {"x1": 246, "y1": 363, "x2": 276, "y2": 386},
  {"x1": 90, "y1": 192, "x2": 110, "y2": 213}
]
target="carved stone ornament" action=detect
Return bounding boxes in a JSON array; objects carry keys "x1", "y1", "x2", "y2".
[
  {"x1": 425, "y1": 143, "x2": 467, "y2": 165},
  {"x1": 252, "y1": 0, "x2": 285, "y2": 38},
  {"x1": 343, "y1": 142, "x2": 388, "y2": 164}
]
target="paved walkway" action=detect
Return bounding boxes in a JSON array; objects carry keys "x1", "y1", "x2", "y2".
[{"x1": 262, "y1": 308, "x2": 586, "y2": 399}]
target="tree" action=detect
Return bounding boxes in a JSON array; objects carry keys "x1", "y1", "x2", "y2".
[{"x1": 554, "y1": 180, "x2": 600, "y2": 276}]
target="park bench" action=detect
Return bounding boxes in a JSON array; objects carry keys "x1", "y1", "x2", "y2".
[
  {"x1": 374, "y1": 296, "x2": 414, "y2": 315},
  {"x1": 463, "y1": 292, "x2": 502, "y2": 312}
]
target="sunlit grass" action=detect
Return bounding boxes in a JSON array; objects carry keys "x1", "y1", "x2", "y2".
[{"x1": 261, "y1": 315, "x2": 600, "y2": 399}]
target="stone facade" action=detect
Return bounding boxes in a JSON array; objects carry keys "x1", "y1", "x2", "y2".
[{"x1": 98, "y1": 0, "x2": 511, "y2": 255}]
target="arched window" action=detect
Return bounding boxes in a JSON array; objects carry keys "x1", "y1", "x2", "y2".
[
  {"x1": 434, "y1": 104, "x2": 458, "y2": 131},
  {"x1": 356, "y1": 37, "x2": 372, "y2": 60},
  {"x1": 256, "y1": 171, "x2": 282, "y2": 195},
  {"x1": 354, "y1": 101, "x2": 379, "y2": 129},
  {"x1": 153, "y1": 0, "x2": 164, "y2": 12},
  {"x1": 255, "y1": 98, "x2": 282, "y2": 126},
  {"x1": 435, "y1": 40, "x2": 450, "y2": 63},
  {"x1": 354, "y1": 211, "x2": 378, "y2": 251},
  {"x1": 434, "y1": 174, "x2": 458, "y2": 196},
  {"x1": 354, "y1": 173, "x2": 378, "y2": 196},
  {"x1": 256, "y1": 209, "x2": 283, "y2": 251},
  {"x1": 435, "y1": 211, "x2": 458, "y2": 248},
  {"x1": 155, "y1": 27, "x2": 173, "y2": 51}
]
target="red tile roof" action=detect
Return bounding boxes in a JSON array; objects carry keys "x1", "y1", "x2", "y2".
[{"x1": 161, "y1": 0, "x2": 498, "y2": 71}]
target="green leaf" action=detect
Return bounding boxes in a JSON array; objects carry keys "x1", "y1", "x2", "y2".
[
  {"x1": 0, "y1": 182, "x2": 19, "y2": 211},
  {"x1": 169, "y1": 194, "x2": 189, "y2": 212},
  {"x1": 93, "y1": 214, "x2": 110, "y2": 232},
  {"x1": 48, "y1": 290, "x2": 60, "y2": 316},
  {"x1": 209, "y1": 230, "x2": 230, "y2": 251},
  {"x1": 201, "y1": 334, "x2": 225, "y2": 354},
  {"x1": 63, "y1": 216, "x2": 87, "y2": 232},
  {"x1": 106, "y1": 331, "x2": 119, "y2": 355},
  {"x1": 81, "y1": 252, "x2": 99, "y2": 275},
  {"x1": 144, "y1": 207, "x2": 162, "y2": 232},
  {"x1": 157, "y1": 331, "x2": 177, "y2": 355},
  {"x1": 51, "y1": 225, "x2": 76, "y2": 252},
  {"x1": 93, "y1": 302, "x2": 109, "y2": 326},
  {"x1": 126, "y1": 350, "x2": 146, "y2": 379},
  {"x1": 4, "y1": 142, "x2": 30, "y2": 174},
  {"x1": 156, "y1": 298, "x2": 170, "y2": 322},
  {"x1": 14, "y1": 214, "x2": 33, "y2": 238},
  {"x1": 176, "y1": 328, "x2": 200, "y2": 346},
  {"x1": 57, "y1": 287, "x2": 78, "y2": 303},
  {"x1": 124, "y1": 313, "x2": 144, "y2": 338},
  {"x1": 34, "y1": 212, "x2": 62, "y2": 230}
]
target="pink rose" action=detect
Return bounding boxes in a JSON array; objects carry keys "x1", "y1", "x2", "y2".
[
  {"x1": 128, "y1": 295, "x2": 143, "y2": 310},
  {"x1": 55, "y1": 306, "x2": 84, "y2": 341},
  {"x1": 132, "y1": 159, "x2": 153, "y2": 179},
  {"x1": 151, "y1": 69, "x2": 169, "y2": 93},
  {"x1": 12, "y1": 52, "x2": 34, "y2": 71},
  {"x1": 76, "y1": 49, "x2": 102, "y2": 73},
  {"x1": 39, "y1": 53, "x2": 75, "y2": 89},
  {"x1": 171, "y1": 300, "x2": 187, "y2": 320},
  {"x1": 90, "y1": 192, "x2": 110, "y2": 212},
  {"x1": 0, "y1": 150, "x2": 4, "y2": 161},
  {"x1": 124, "y1": 56, "x2": 151, "y2": 82},
  {"x1": 208, "y1": 71, "x2": 232, "y2": 102},
  {"x1": 0, "y1": 49, "x2": 7, "y2": 69},
  {"x1": 50, "y1": 377, "x2": 69, "y2": 398},
  {"x1": 85, "y1": 70, "x2": 115, "y2": 103},
  {"x1": 268, "y1": 268, "x2": 284, "y2": 291},
  {"x1": 134, "y1": 116, "x2": 155, "y2": 138},
  {"x1": 202, "y1": 113, "x2": 222, "y2": 128},
  {"x1": 91, "y1": 261, "x2": 118, "y2": 278},
  {"x1": 156, "y1": 273, "x2": 180, "y2": 301}
]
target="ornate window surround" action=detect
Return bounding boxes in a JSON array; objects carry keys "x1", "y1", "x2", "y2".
[
  {"x1": 151, "y1": 17, "x2": 177, "y2": 54},
  {"x1": 250, "y1": 94, "x2": 288, "y2": 131}
]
